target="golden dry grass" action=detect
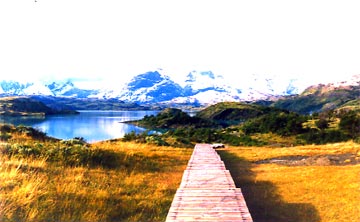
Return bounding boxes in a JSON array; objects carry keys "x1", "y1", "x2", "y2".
[
  {"x1": 0, "y1": 141, "x2": 192, "y2": 221},
  {"x1": 218, "y1": 141, "x2": 360, "y2": 222},
  {"x1": 2, "y1": 125, "x2": 360, "y2": 222}
]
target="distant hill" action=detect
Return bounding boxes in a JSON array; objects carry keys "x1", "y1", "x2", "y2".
[
  {"x1": 0, "y1": 97, "x2": 78, "y2": 116},
  {"x1": 29, "y1": 96, "x2": 149, "y2": 111},
  {"x1": 196, "y1": 102, "x2": 282, "y2": 124},
  {"x1": 271, "y1": 83, "x2": 360, "y2": 114},
  {"x1": 135, "y1": 102, "x2": 288, "y2": 130},
  {"x1": 134, "y1": 108, "x2": 216, "y2": 129}
]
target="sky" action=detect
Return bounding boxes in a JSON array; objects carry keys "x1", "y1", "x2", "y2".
[{"x1": 1, "y1": 0, "x2": 360, "y2": 87}]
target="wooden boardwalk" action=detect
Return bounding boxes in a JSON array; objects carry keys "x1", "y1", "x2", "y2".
[{"x1": 166, "y1": 144, "x2": 253, "y2": 222}]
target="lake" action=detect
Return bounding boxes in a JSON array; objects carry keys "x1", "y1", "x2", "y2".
[{"x1": 2, "y1": 110, "x2": 159, "y2": 142}]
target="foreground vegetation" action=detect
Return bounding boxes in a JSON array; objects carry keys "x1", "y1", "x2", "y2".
[
  {"x1": 219, "y1": 142, "x2": 360, "y2": 222},
  {"x1": 1, "y1": 124, "x2": 360, "y2": 221},
  {"x1": 0, "y1": 125, "x2": 192, "y2": 221},
  {"x1": 126, "y1": 102, "x2": 360, "y2": 147}
]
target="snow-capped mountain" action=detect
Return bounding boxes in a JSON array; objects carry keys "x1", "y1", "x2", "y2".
[
  {"x1": 116, "y1": 71, "x2": 184, "y2": 102},
  {"x1": 169, "y1": 70, "x2": 242, "y2": 104},
  {"x1": 0, "y1": 80, "x2": 98, "y2": 98},
  {"x1": 47, "y1": 81, "x2": 75, "y2": 95},
  {"x1": 23, "y1": 82, "x2": 53, "y2": 95},
  {"x1": 233, "y1": 73, "x2": 304, "y2": 101},
  {"x1": 0, "y1": 81, "x2": 32, "y2": 95},
  {"x1": 182, "y1": 71, "x2": 227, "y2": 92},
  {"x1": 2, "y1": 70, "x2": 351, "y2": 105}
]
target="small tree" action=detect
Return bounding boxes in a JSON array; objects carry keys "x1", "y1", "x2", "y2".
[
  {"x1": 339, "y1": 111, "x2": 360, "y2": 139},
  {"x1": 316, "y1": 118, "x2": 329, "y2": 130}
]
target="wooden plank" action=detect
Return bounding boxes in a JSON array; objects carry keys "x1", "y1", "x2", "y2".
[
  {"x1": 165, "y1": 144, "x2": 253, "y2": 222},
  {"x1": 166, "y1": 215, "x2": 252, "y2": 222}
]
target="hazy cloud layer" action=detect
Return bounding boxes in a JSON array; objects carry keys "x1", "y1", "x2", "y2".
[{"x1": 1, "y1": 0, "x2": 359, "y2": 85}]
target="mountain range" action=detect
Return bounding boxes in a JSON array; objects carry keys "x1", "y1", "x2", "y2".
[
  {"x1": 0, "y1": 70, "x2": 305, "y2": 103},
  {"x1": 1, "y1": 71, "x2": 359, "y2": 113}
]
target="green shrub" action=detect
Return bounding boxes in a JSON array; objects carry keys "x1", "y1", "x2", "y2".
[
  {"x1": 298, "y1": 129, "x2": 350, "y2": 144},
  {"x1": 0, "y1": 132, "x2": 12, "y2": 141},
  {"x1": 3, "y1": 142, "x2": 45, "y2": 157},
  {"x1": 16, "y1": 125, "x2": 47, "y2": 139},
  {"x1": 339, "y1": 111, "x2": 360, "y2": 138},
  {"x1": 242, "y1": 111, "x2": 307, "y2": 136},
  {"x1": 123, "y1": 131, "x2": 138, "y2": 142},
  {"x1": 354, "y1": 137, "x2": 360, "y2": 144},
  {"x1": 145, "y1": 135, "x2": 169, "y2": 146},
  {"x1": 315, "y1": 118, "x2": 329, "y2": 130}
]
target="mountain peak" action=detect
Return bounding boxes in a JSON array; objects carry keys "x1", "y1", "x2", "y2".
[
  {"x1": 127, "y1": 71, "x2": 170, "y2": 90},
  {"x1": 117, "y1": 71, "x2": 183, "y2": 103},
  {"x1": 186, "y1": 70, "x2": 221, "y2": 83},
  {"x1": 47, "y1": 80, "x2": 74, "y2": 90}
]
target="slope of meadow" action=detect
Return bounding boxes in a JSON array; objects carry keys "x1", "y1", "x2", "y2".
[
  {"x1": 0, "y1": 127, "x2": 192, "y2": 221},
  {"x1": 218, "y1": 142, "x2": 360, "y2": 222}
]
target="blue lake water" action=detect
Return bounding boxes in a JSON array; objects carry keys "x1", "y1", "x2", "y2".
[{"x1": 2, "y1": 110, "x2": 159, "y2": 142}]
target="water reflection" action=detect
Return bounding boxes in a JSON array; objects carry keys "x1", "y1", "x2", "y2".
[
  {"x1": 2, "y1": 115, "x2": 46, "y2": 126},
  {"x1": 3, "y1": 110, "x2": 158, "y2": 142}
]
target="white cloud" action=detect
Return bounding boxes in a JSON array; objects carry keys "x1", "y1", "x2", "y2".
[{"x1": 0, "y1": 0, "x2": 360, "y2": 84}]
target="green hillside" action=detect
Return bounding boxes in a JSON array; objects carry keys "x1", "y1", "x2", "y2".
[
  {"x1": 124, "y1": 100, "x2": 360, "y2": 147},
  {"x1": 0, "y1": 96, "x2": 78, "y2": 116},
  {"x1": 272, "y1": 84, "x2": 360, "y2": 114},
  {"x1": 197, "y1": 102, "x2": 260, "y2": 120},
  {"x1": 135, "y1": 103, "x2": 284, "y2": 129},
  {"x1": 336, "y1": 99, "x2": 360, "y2": 113},
  {"x1": 29, "y1": 96, "x2": 149, "y2": 111},
  {"x1": 134, "y1": 108, "x2": 215, "y2": 129},
  {"x1": 196, "y1": 102, "x2": 281, "y2": 124}
]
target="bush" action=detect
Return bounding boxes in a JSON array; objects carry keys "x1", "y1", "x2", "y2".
[
  {"x1": 0, "y1": 132, "x2": 12, "y2": 141},
  {"x1": 123, "y1": 131, "x2": 138, "y2": 142},
  {"x1": 145, "y1": 135, "x2": 169, "y2": 146},
  {"x1": 4, "y1": 143, "x2": 42, "y2": 157},
  {"x1": 298, "y1": 129, "x2": 350, "y2": 144},
  {"x1": 315, "y1": 118, "x2": 329, "y2": 130},
  {"x1": 242, "y1": 111, "x2": 307, "y2": 136},
  {"x1": 16, "y1": 125, "x2": 47, "y2": 140},
  {"x1": 339, "y1": 111, "x2": 360, "y2": 139},
  {"x1": 354, "y1": 137, "x2": 360, "y2": 144}
]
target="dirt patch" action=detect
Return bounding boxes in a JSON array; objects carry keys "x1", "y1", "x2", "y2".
[{"x1": 255, "y1": 153, "x2": 360, "y2": 166}]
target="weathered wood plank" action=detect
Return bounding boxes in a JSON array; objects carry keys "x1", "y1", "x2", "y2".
[{"x1": 165, "y1": 144, "x2": 253, "y2": 222}]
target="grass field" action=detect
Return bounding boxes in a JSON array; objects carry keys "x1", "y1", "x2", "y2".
[
  {"x1": 0, "y1": 138, "x2": 192, "y2": 221},
  {"x1": 1, "y1": 125, "x2": 359, "y2": 221},
  {"x1": 218, "y1": 142, "x2": 360, "y2": 222}
]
